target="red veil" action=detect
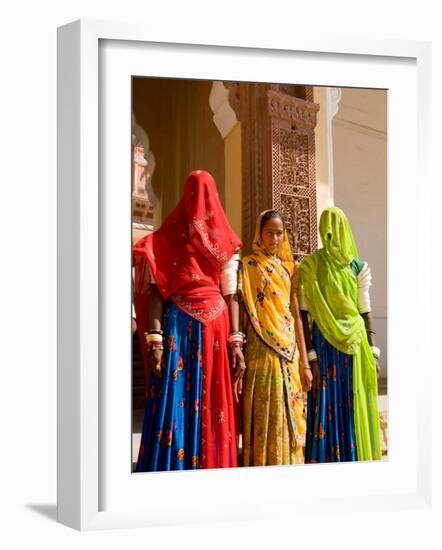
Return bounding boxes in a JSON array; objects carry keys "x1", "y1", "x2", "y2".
[
  {"x1": 133, "y1": 169, "x2": 242, "y2": 327},
  {"x1": 133, "y1": 170, "x2": 242, "y2": 468}
]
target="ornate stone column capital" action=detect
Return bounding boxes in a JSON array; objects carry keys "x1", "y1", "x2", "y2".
[{"x1": 267, "y1": 90, "x2": 320, "y2": 130}]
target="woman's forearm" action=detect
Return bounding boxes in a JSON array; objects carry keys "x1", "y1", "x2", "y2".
[
  {"x1": 301, "y1": 310, "x2": 313, "y2": 351},
  {"x1": 362, "y1": 312, "x2": 376, "y2": 346},
  {"x1": 225, "y1": 293, "x2": 241, "y2": 333},
  {"x1": 293, "y1": 303, "x2": 308, "y2": 367},
  {"x1": 148, "y1": 284, "x2": 163, "y2": 330}
]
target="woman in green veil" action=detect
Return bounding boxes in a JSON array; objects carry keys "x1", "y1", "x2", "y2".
[{"x1": 299, "y1": 207, "x2": 382, "y2": 462}]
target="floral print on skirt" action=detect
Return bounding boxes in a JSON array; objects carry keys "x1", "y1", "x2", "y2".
[
  {"x1": 242, "y1": 327, "x2": 306, "y2": 466},
  {"x1": 305, "y1": 324, "x2": 357, "y2": 463},
  {"x1": 136, "y1": 302, "x2": 203, "y2": 471}
]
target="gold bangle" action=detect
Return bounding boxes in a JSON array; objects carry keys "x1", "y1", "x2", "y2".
[{"x1": 302, "y1": 364, "x2": 311, "y2": 370}]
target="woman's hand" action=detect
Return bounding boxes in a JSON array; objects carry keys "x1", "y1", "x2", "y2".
[
  {"x1": 230, "y1": 344, "x2": 246, "y2": 403},
  {"x1": 150, "y1": 348, "x2": 163, "y2": 378},
  {"x1": 301, "y1": 366, "x2": 313, "y2": 392},
  {"x1": 233, "y1": 367, "x2": 246, "y2": 404},
  {"x1": 230, "y1": 344, "x2": 245, "y2": 369}
]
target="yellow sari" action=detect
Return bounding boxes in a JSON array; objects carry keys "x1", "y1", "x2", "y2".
[{"x1": 239, "y1": 213, "x2": 306, "y2": 466}]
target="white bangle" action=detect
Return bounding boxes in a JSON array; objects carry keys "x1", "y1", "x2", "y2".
[
  {"x1": 371, "y1": 345, "x2": 381, "y2": 359},
  {"x1": 228, "y1": 337, "x2": 244, "y2": 344},
  {"x1": 228, "y1": 332, "x2": 245, "y2": 345},
  {"x1": 145, "y1": 333, "x2": 163, "y2": 344},
  {"x1": 307, "y1": 349, "x2": 317, "y2": 362}
]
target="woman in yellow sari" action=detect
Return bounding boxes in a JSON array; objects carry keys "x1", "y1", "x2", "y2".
[{"x1": 238, "y1": 210, "x2": 312, "y2": 466}]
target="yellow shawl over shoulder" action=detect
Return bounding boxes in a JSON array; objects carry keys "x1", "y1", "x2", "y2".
[{"x1": 239, "y1": 212, "x2": 297, "y2": 360}]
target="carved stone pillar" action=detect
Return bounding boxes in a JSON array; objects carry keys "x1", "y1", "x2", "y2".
[
  {"x1": 227, "y1": 83, "x2": 319, "y2": 259},
  {"x1": 268, "y1": 86, "x2": 320, "y2": 260},
  {"x1": 230, "y1": 83, "x2": 273, "y2": 255}
]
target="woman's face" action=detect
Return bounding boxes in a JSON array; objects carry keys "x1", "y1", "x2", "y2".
[{"x1": 261, "y1": 217, "x2": 284, "y2": 255}]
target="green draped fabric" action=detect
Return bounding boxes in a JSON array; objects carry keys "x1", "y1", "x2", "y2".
[{"x1": 299, "y1": 207, "x2": 381, "y2": 461}]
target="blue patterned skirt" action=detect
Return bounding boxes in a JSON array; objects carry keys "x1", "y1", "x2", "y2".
[
  {"x1": 135, "y1": 302, "x2": 203, "y2": 471},
  {"x1": 305, "y1": 325, "x2": 357, "y2": 463}
]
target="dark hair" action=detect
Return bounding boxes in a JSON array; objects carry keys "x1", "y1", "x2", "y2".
[{"x1": 260, "y1": 210, "x2": 284, "y2": 235}]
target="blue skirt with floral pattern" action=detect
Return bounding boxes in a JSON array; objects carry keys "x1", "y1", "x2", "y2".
[
  {"x1": 136, "y1": 302, "x2": 203, "y2": 471},
  {"x1": 305, "y1": 325, "x2": 357, "y2": 463}
]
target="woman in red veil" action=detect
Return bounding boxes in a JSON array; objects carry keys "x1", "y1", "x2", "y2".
[{"x1": 133, "y1": 170, "x2": 244, "y2": 471}]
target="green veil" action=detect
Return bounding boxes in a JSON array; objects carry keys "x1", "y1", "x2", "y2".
[{"x1": 300, "y1": 207, "x2": 381, "y2": 461}]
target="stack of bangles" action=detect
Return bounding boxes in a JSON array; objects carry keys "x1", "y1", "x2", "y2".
[
  {"x1": 228, "y1": 331, "x2": 247, "y2": 370},
  {"x1": 145, "y1": 329, "x2": 164, "y2": 351},
  {"x1": 228, "y1": 331, "x2": 246, "y2": 349}
]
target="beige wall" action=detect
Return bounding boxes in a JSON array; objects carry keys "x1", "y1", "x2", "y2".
[
  {"x1": 224, "y1": 121, "x2": 242, "y2": 238},
  {"x1": 332, "y1": 88, "x2": 388, "y2": 377},
  {"x1": 313, "y1": 87, "x2": 334, "y2": 226},
  {"x1": 133, "y1": 78, "x2": 226, "y2": 224}
]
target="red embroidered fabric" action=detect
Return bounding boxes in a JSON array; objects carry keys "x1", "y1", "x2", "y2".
[{"x1": 200, "y1": 307, "x2": 237, "y2": 469}]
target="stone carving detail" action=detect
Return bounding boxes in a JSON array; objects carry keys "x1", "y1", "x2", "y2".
[
  {"x1": 280, "y1": 195, "x2": 311, "y2": 256},
  {"x1": 234, "y1": 83, "x2": 318, "y2": 258},
  {"x1": 270, "y1": 83, "x2": 293, "y2": 96},
  {"x1": 132, "y1": 143, "x2": 150, "y2": 198},
  {"x1": 132, "y1": 117, "x2": 156, "y2": 226},
  {"x1": 270, "y1": 89, "x2": 319, "y2": 260},
  {"x1": 268, "y1": 89, "x2": 319, "y2": 130},
  {"x1": 132, "y1": 140, "x2": 154, "y2": 225},
  {"x1": 278, "y1": 130, "x2": 309, "y2": 188},
  {"x1": 305, "y1": 86, "x2": 314, "y2": 103}
]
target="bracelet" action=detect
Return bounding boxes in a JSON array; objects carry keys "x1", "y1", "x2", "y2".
[
  {"x1": 145, "y1": 333, "x2": 163, "y2": 344},
  {"x1": 145, "y1": 333, "x2": 163, "y2": 341},
  {"x1": 147, "y1": 329, "x2": 163, "y2": 335},
  {"x1": 366, "y1": 328, "x2": 376, "y2": 335},
  {"x1": 228, "y1": 331, "x2": 246, "y2": 344},
  {"x1": 371, "y1": 345, "x2": 381, "y2": 359},
  {"x1": 147, "y1": 342, "x2": 163, "y2": 350},
  {"x1": 307, "y1": 349, "x2": 317, "y2": 362},
  {"x1": 302, "y1": 364, "x2": 311, "y2": 370},
  {"x1": 147, "y1": 343, "x2": 164, "y2": 351},
  {"x1": 229, "y1": 331, "x2": 246, "y2": 338}
]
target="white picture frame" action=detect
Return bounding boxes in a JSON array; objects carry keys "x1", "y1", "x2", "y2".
[{"x1": 57, "y1": 19, "x2": 433, "y2": 531}]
